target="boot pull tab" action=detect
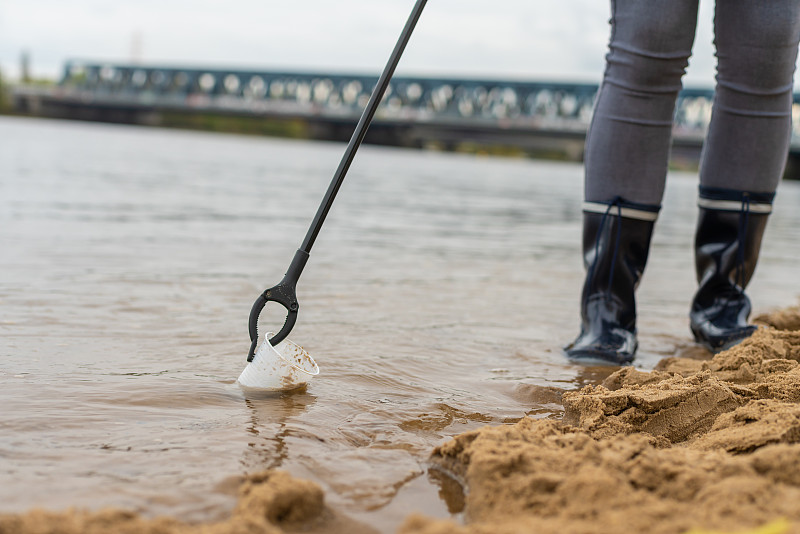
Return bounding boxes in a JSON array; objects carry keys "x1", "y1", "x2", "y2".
[
  {"x1": 735, "y1": 194, "x2": 751, "y2": 290},
  {"x1": 586, "y1": 197, "x2": 623, "y2": 298},
  {"x1": 606, "y1": 198, "x2": 624, "y2": 295}
]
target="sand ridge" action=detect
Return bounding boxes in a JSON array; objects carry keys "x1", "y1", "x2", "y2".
[{"x1": 402, "y1": 318, "x2": 800, "y2": 534}]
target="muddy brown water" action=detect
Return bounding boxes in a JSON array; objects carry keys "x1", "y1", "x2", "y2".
[{"x1": 2, "y1": 116, "x2": 800, "y2": 532}]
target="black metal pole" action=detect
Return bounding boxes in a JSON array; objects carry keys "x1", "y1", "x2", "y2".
[{"x1": 299, "y1": 0, "x2": 427, "y2": 253}]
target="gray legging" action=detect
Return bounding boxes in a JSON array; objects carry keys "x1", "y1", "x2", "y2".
[{"x1": 585, "y1": 0, "x2": 800, "y2": 206}]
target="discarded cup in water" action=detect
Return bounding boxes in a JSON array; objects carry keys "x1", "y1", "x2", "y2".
[{"x1": 237, "y1": 334, "x2": 319, "y2": 391}]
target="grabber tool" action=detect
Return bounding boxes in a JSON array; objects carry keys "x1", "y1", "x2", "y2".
[{"x1": 247, "y1": 0, "x2": 427, "y2": 361}]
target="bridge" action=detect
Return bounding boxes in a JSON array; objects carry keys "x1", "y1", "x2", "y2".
[{"x1": 12, "y1": 61, "x2": 800, "y2": 173}]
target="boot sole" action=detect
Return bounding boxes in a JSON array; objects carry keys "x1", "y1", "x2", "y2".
[
  {"x1": 690, "y1": 323, "x2": 756, "y2": 354},
  {"x1": 563, "y1": 347, "x2": 635, "y2": 366}
]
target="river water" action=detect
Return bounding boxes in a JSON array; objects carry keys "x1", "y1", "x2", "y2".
[{"x1": 2, "y1": 116, "x2": 799, "y2": 531}]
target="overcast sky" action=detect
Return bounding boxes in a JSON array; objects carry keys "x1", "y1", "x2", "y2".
[{"x1": 1, "y1": 0, "x2": 726, "y2": 86}]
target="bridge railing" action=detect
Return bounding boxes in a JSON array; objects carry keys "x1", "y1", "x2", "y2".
[{"x1": 56, "y1": 61, "x2": 800, "y2": 142}]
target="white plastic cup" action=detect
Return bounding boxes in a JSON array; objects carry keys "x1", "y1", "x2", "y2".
[{"x1": 237, "y1": 334, "x2": 319, "y2": 391}]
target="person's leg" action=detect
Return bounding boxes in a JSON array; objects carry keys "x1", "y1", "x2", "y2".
[
  {"x1": 690, "y1": 0, "x2": 800, "y2": 352},
  {"x1": 567, "y1": 0, "x2": 699, "y2": 364},
  {"x1": 584, "y1": 0, "x2": 699, "y2": 206},
  {"x1": 700, "y1": 1, "x2": 800, "y2": 193}
]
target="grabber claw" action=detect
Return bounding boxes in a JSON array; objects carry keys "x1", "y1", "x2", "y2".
[{"x1": 247, "y1": 249, "x2": 308, "y2": 361}]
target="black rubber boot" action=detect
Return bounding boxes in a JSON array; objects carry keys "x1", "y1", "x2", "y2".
[
  {"x1": 565, "y1": 198, "x2": 659, "y2": 365},
  {"x1": 690, "y1": 187, "x2": 774, "y2": 353}
]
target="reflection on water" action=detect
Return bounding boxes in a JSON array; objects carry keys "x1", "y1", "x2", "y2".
[
  {"x1": 428, "y1": 468, "x2": 465, "y2": 515},
  {"x1": 2, "y1": 116, "x2": 800, "y2": 532},
  {"x1": 242, "y1": 389, "x2": 316, "y2": 473}
]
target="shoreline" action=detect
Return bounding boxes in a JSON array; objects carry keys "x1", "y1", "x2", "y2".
[{"x1": 4, "y1": 308, "x2": 800, "y2": 533}]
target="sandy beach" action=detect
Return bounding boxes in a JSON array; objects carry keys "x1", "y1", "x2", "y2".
[
  {"x1": 404, "y1": 307, "x2": 800, "y2": 534},
  {"x1": 5, "y1": 307, "x2": 800, "y2": 534}
]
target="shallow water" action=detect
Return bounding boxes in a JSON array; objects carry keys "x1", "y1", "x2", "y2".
[{"x1": 1, "y1": 116, "x2": 800, "y2": 531}]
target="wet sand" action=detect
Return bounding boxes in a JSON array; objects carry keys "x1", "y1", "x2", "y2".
[
  {"x1": 6, "y1": 307, "x2": 800, "y2": 534},
  {"x1": 404, "y1": 307, "x2": 800, "y2": 534},
  {"x1": 0, "y1": 470, "x2": 377, "y2": 534}
]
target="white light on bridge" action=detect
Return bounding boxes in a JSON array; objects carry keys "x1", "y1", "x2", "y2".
[
  {"x1": 312, "y1": 79, "x2": 334, "y2": 103},
  {"x1": 386, "y1": 96, "x2": 402, "y2": 111},
  {"x1": 473, "y1": 86, "x2": 488, "y2": 107},
  {"x1": 151, "y1": 71, "x2": 167, "y2": 86},
  {"x1": 342, "y1": 81, "x2": 362, "y2": 104},
  {"x1": 100, "y1": 65, "x2": 116, "y2": 82},
  {"x1": 199, "y1": 73, "x2": 216, "y2": 92},
  {"x1": 132, "y1": 70, "x2": 147, "y2": 87},
  {"x1": 224, "y1": 74, "x2": 240, "y2": 93},
  {"x1": 270, "y1": 81, "x2": 285, "y2": 98},
  {"x1": 247, "y1": 76, "x2": 266, "y2": 98},
  {"x1": 559, "y1": 93, "x2": 577, "y2": 116},
  {"x1": 531, "y1": 90, "x2": 557, "y2": 117},
  {"x1": 430, "y1": 85, "x2": 453, "y2": 112},
  {"x1": 296, "y1": 82, "x2": 311, "y2": 103},
  {"x1": 681, "y1": 97, "x2": 712, "y2": 128},
  {"x1": 458, "y1": 98, "x2": 474, "y2": 117},
  {"x1": 501, "y1": 87, "x2": 517, "y2": 107},
  {"x1": 406, "y1": 83, "x2": 422, "y2": 102}
]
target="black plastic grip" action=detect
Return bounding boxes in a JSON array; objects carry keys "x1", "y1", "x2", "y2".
[{"x1": 246, "y1": 250, "x2": 308, "y2": 362}]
